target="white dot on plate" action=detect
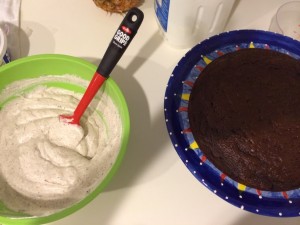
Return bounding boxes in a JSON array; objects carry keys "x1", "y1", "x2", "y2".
[
  {"x1": 213, "y1": 190, "x2": 217, "y2": 193},
  {"x1": 259, "y1": 195, "x2": 263, "y2": 199},
  {"x1": 239, "y1": 195, "x2": 243, "y2": 199},
  {"x1": 221, "y1": 183, "x2": 224, "y2": 186},
  {"x1": 256, "y1": 209, "x2": 259, "y2": 212},
  {"x1": 164, "y1": 108, "x2": 167, "y2": 111},
  {"x1": 289, "y1": 200, "x2": 293, "y2": 204},
  {"x1": 193, "y1": 171, "x2": 196, "y2": 174},
  {"x1": 185, "y1": 160, "x2": 188, "y2": 163},
  {"x1": 165, "y1": 119, "x2": 169, "y2": 122},
  {"x1": 169, "y1": 132, "x2": 172, "y2": 135},
  {"x1": 200, "y1": 162, "x2": 203, "y2": 165},
  {"x1": 225, "y1": 196, "x2": 229, "y2": 200},
  {"x1": 175, "y1": 144, "x2": 178, "y2": 147},
  {"x1": 185, "y1": 148, "x2": 188, "y2": 151},
  {"x1": 165, "y1": 96, "x2": 168, "y2": 100},
  {"x1": 174, "y1": 93, "x2": 177, "y2": 96},
  {"x1": 279, "y1": 212, "x2": 282, "y2": 216},
  {"x1": 241, "y1": 205, "x2": 244, "y2": 210}
]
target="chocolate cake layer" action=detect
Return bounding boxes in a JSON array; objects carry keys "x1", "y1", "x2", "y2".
[{"x1": 188, "y1": 48, "x2": 300, "y2": 191}]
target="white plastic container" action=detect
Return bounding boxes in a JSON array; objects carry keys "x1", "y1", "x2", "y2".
[
  {"x1": 269, "y1": 1, "x2": 300, "y2": 41},
  {"x1": 0, "y1": 27, "x2": 11, "y2": 66},
  {"x1": 154, "y1": 0, "x2": 236, "y2": 49}
]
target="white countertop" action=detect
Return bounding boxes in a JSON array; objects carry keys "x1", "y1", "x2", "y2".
[{"x1": 20, "y1": 0, "x2": 300, "y2": 224}]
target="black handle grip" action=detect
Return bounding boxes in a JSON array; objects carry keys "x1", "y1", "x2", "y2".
[{"x1": 97, "y1": 7, "x2": 144, "y2": 78}]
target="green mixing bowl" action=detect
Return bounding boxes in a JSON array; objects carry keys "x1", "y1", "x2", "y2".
[{"x1": 0, "y1": 54, "x2": 130, "y2": 224}]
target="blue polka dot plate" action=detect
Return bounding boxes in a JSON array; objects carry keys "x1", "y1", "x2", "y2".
[{"x1": 164, "y1": 30, "x2": 300, "y2": 217}]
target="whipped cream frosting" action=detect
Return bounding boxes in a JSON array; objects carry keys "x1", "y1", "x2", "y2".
[{"x1": 0, "y1": 75, "x2": 122, "y2": 216}]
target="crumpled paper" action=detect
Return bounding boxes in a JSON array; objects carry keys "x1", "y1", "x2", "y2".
[{"x1": 0, "y1": 0, "x2": 21, "y2": 60}]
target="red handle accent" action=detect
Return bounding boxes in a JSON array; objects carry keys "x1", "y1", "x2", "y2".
[{"x1": 71, "y1": 72, "x2": 106, "y2": 124}]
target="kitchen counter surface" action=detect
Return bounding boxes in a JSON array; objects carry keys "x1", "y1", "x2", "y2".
[{"x1": 20, "y1": 0, "x2": 300, "y2": 224}]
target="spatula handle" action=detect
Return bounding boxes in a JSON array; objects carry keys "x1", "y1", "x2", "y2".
[{"x1": 97, "y1": 7, "x2": 144, "y2": 78}]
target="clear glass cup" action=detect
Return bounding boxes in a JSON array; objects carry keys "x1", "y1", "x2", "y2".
[{"x1": 269, "y1": 1, "x2": 300, "y2": 41}]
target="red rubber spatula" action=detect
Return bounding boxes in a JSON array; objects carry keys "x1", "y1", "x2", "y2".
[{"x1": 60, "y1": 7, "x2": 144, "y2": 125}]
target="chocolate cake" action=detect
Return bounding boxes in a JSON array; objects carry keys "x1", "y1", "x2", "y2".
[{"x1": 188, "y1": 48, "x2": 300, "y2": 191}]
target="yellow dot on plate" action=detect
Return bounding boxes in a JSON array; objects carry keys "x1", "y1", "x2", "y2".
[
  {"x1": 249, "y1": 42, "x2": 255, "y2": 48},
  {"x1": 181, "y1": 93, "x2": 190, "y2": 101},
  {"x1": 203, "y1": 56, "x2": 212, "y2": 65},
  {"x1": 237, "y1": 183, "x2": 247, "y2": 191},
  {"x1": 190, "y1": 141, "x2": 199, "y2": 150}
]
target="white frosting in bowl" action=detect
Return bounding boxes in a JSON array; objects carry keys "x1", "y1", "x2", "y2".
[{"x1": 0, "y1": 75, "x2": 122, "y2": 216}]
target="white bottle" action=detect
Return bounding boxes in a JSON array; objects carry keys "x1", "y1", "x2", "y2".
[{"x1": 154, "y1": 0, "x2": 236, "y2": 49}]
